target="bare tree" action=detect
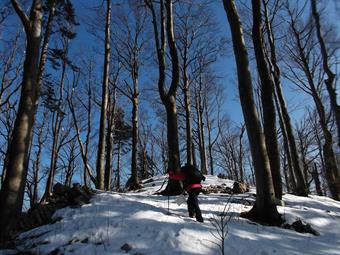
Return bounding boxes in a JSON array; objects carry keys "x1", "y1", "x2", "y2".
[
  {"x1": 223, "y1": 0, "x2": 282, "y2": 225},
  {"x1": 145, "y1": 0, "x2": 182, "y2": 195},
  {"x1": 0, "y1": 0, "x2": 43, "y2": 240},
  {"x1": 112, "y1": 2, "x2": 148, "y2": 190},
  {"x1": 96, "y1": 0, "x2": 111, "y2": 190},
  {"x1": 285, "y1": 3, "x2": 340, "y2": 200},
  {"x1": 311, "y1": 0, "x2": 340, "y2": 149},
  {"x1": 42, "y1": 37, "x2": 76, "y2": 201},
  {"x1": 252, "y1": 0, "x2": 283, "y2": 200},
  {"x1": 263, "y1": 0, "x2": 307, "y2": 196},
  {"x1": 26, "y1": 109, "x2": 48, "y2": 208},
  {"x1": 67, "y1": 65, "x2": 96, "y2": 187}
]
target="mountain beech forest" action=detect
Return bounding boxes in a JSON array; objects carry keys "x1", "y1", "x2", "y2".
[{"x1": 0, "y1": 0, "x2": 339, "y2": 254}]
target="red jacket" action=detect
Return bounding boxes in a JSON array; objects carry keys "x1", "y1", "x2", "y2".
[{"x1": 168, "y1": 170, "x2": 202, "y2": 192}]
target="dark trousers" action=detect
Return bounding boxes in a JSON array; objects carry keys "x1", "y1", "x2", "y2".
[{"x1": 187, "y1": 188, "x2": 203, "y2": 222}]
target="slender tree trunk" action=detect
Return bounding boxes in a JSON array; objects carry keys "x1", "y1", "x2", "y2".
[
  {"x1": 273, "y1": 82, "x2": 296, "y2": 192},
  {"x1": 291, "y1": 20, "x2": 340, "y2": 200},
  {"x1": 239, "y1": 125, "x2": 245, "y2": 183},
  {"x1": 128, "y1": 92, "x2": 140, "y2": 189},
  {"x1": 204, "y1": 102, "x2": 216, "y2": 175},
  {"x1": 223, "y1": 0, "x2": 281, "y2": 225},
  {"x1": 311, "y1": 0, "x2": 340, "y2": 149},
  {"x1": 195, "y1": 84, "x2": 208, "y2": 175},
  {"x1": 183, "y1": 79, "x2": 193, "y2": 165},
  {"x1": 313, "y1": 163, "x2": 323, "y2": 196},
  {"x1": 105, "y1": 87, "x2": 116, "y2": 191},
  {"x1": 104, "y1": 119, "x2": 113, "y2": 191},
  {"x1": 263, "y1": 1, "x2": 307, "y2": 196},
  {"x1": 31, "y1": 117, "x2": 45, "y2": 207},
  {"x1": 96, "y1": 0, "x2": 111, "y2": 190},
  {"x1": 84, "y1": 76, "x2": 93, "y2": 187},
  {"x1": 182, "y1": 40, "x2": 193, "y2": 165},
  {"x1": 192, "y1": 141, "x2": 197, "y2": 168},
  {"x1": 68, "y1": 90, "x2": 96, "y2": 187},
  {"x1": 0, "y1": 0, "x2": 42, "y2": 240},
  {"x1": 116, "y1": 141, "x2": 122, "y2": 190},
  {"x1": 43, "y1": 62, "x2": 66, "y2": 200},
  {"x1": 64, "y1": 141, "x2": 76, "y2": 187},
  {"x1": 252, "y1": 0, "x2": 282, "y2": 200},
  {"x1": 282, "y1": 153, "x2": 290, "y2": 193},
  {"x1": 297, "y1": 132, "x2": 310, "y2": 190}
]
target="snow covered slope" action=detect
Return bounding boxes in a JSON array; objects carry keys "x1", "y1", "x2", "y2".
[{"x1": 1, "y1": 175, "x2": 340, "y2": 255}]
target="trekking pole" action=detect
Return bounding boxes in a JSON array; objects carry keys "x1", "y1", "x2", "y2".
[{"x1": 167, "y1": 193, "x2": 170, "y2": 215}]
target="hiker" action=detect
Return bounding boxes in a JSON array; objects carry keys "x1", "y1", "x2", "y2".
[{"x1": 169, "y1": 164, "x2": 206, "y2": 222}]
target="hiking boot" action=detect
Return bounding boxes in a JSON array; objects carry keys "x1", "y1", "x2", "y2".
[{"x1": 196, "y1": 215, "x2": 204, "y2": 223}]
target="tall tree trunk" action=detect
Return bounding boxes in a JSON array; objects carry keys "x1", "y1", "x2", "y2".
[
  {"x1": 128, "y1": 92, "x2": 140, "y2": 189},
  {"x1": 67, "y1": 88, "x2": 96, "y2": 187},
  {"x1": 183, "y1": 78, "x2": 193, "y2": 165},
  {"x1": 291, "y1": 19, "x2": 340, "y2": 201},
  {"x1": 84, "y1": 75, "x2": 93, "y2": 187},
  {"x1": 182, "y1": 39, "x2": 193, "y2": 166},
  {"x1": 192, "y1": 141, "x2": 197, "y2": 168},
  {"x1": 311, "y1": 0, "x2": 340, "y2": 149},
  {"x1": 105, "y1": 87, "x2": 116, "y2": 191},
  {"x1": 195, "y1": 87, "x2": 208, "y2": 175},
  {"x1": 312, "y1": 162, "x2": 323, "y2": 196},
  {"x1": 273, "y1": 82, "x2": 296, "y2": 192},
  {"x1": 96, "y1": 0, "x2": 111, "y2": 190},
  {"x1": 43, "y1": 61, "x2": 66, "y2": 201},
  {"x1": 116, "y1": 141, "x2": 122, "y2": 190},
  {"x1": 282, "y1": 153, "x2": 290, "y2": 193},
  {"x1": 0, "y1": 0, "x2": 42, "y2": 240},
  {"x1": 30, "y1": 111, "x2": 47, "y2": 207},
  {"x1": 239, "y1": 125, "x2": 245, "y2": 183},
  {"x1": 26, "y1": 0, "x2": 56, "y2": 193},
  {"x1": 223, "y1": 0, "x2": 281, "y2": 225},
  {"x1": 263, "y1": 0, "x2": 307, "y2": 196},
  {"x1": 145, "y1": 0, "x2": 181, "y2": 195},
  {"x1": 252, "y1": 0, "x2": 282, "y2": 200},
  {"x1": 64, "y1": 140, "x2": 76, "y2": 187}
]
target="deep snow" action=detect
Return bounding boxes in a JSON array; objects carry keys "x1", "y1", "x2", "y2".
[{"x1": 1, "y1": 175, "x2": 340, "y2": 255}]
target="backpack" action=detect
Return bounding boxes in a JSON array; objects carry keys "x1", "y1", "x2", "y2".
[{"x1": 183, "y1": 165, "x2": 203, "y2": 184}]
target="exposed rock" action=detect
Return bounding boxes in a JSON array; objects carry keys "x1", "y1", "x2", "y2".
[
  {"x1": 217, "y1": 173, "x2": 228, "y2": 179},
  {"x1": 202, "y1": 185, "x2": 233, "y2": 194},
  {"x1": 232, "y1": 182, "x2": 249, "y2": 194},
  {"x1": 283, "y1": 220, "x2": 320, "y2": 236},
  {"x1": 17, "y1": 183, "x2": 96, "y2": 236},
  {"x1": 121, "y1": 243, "x2": 133, "y2": 253},
  {"x1": 80, "y1": 238, "x2": 89, "y2": 244}
]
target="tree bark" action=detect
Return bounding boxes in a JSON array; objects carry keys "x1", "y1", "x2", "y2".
[
  {"x1": 290, "y1": 17, "x2": 340, "y2": 200},
  {"x1": 223, "y1": 0, "x2": 281, "y2": 225},
  {"x1": 311, "y1": 0, "x2": 340, "y2": 149},
  {"x1": 96, "y1": 0, "x2": 111, "y2": 190},
  {"x1": 263, "y1": 0, "x2": 307, "y2": 196},
  {"x1": 312, "y1": 163, "x2": 323, "y2": 196},
  {"x1": 0, "y1": 0, "x2": 42, "y2": 240},
  {"x1": 252, "y1": 0, "x2": 282, "y2": 200},
  {"x1": 195, "y1": 86, "x2": 208, "y2": 175},
  {"x1": 183, "y1": 78, "x2": 193, "y2": 166},
  {"x1": 105, "y1": 87, "x2": 116, "y2": 191},
  {"x1": 43, "y1": 59, "x2": 66, "y2": 201},
  {"x1": 128, "y1": 93, "x2": 140, "y2": 189},
  {"x1": 116, "y1": 141, "x2": 122, "y2": 190},
  {"x1": 145, "y1": 0, "x2": 181, "y2": 195}
]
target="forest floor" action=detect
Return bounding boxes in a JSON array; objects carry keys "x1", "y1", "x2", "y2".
[{"x1": 1, "y1": 175, "x2": 340, "y2": 255}]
